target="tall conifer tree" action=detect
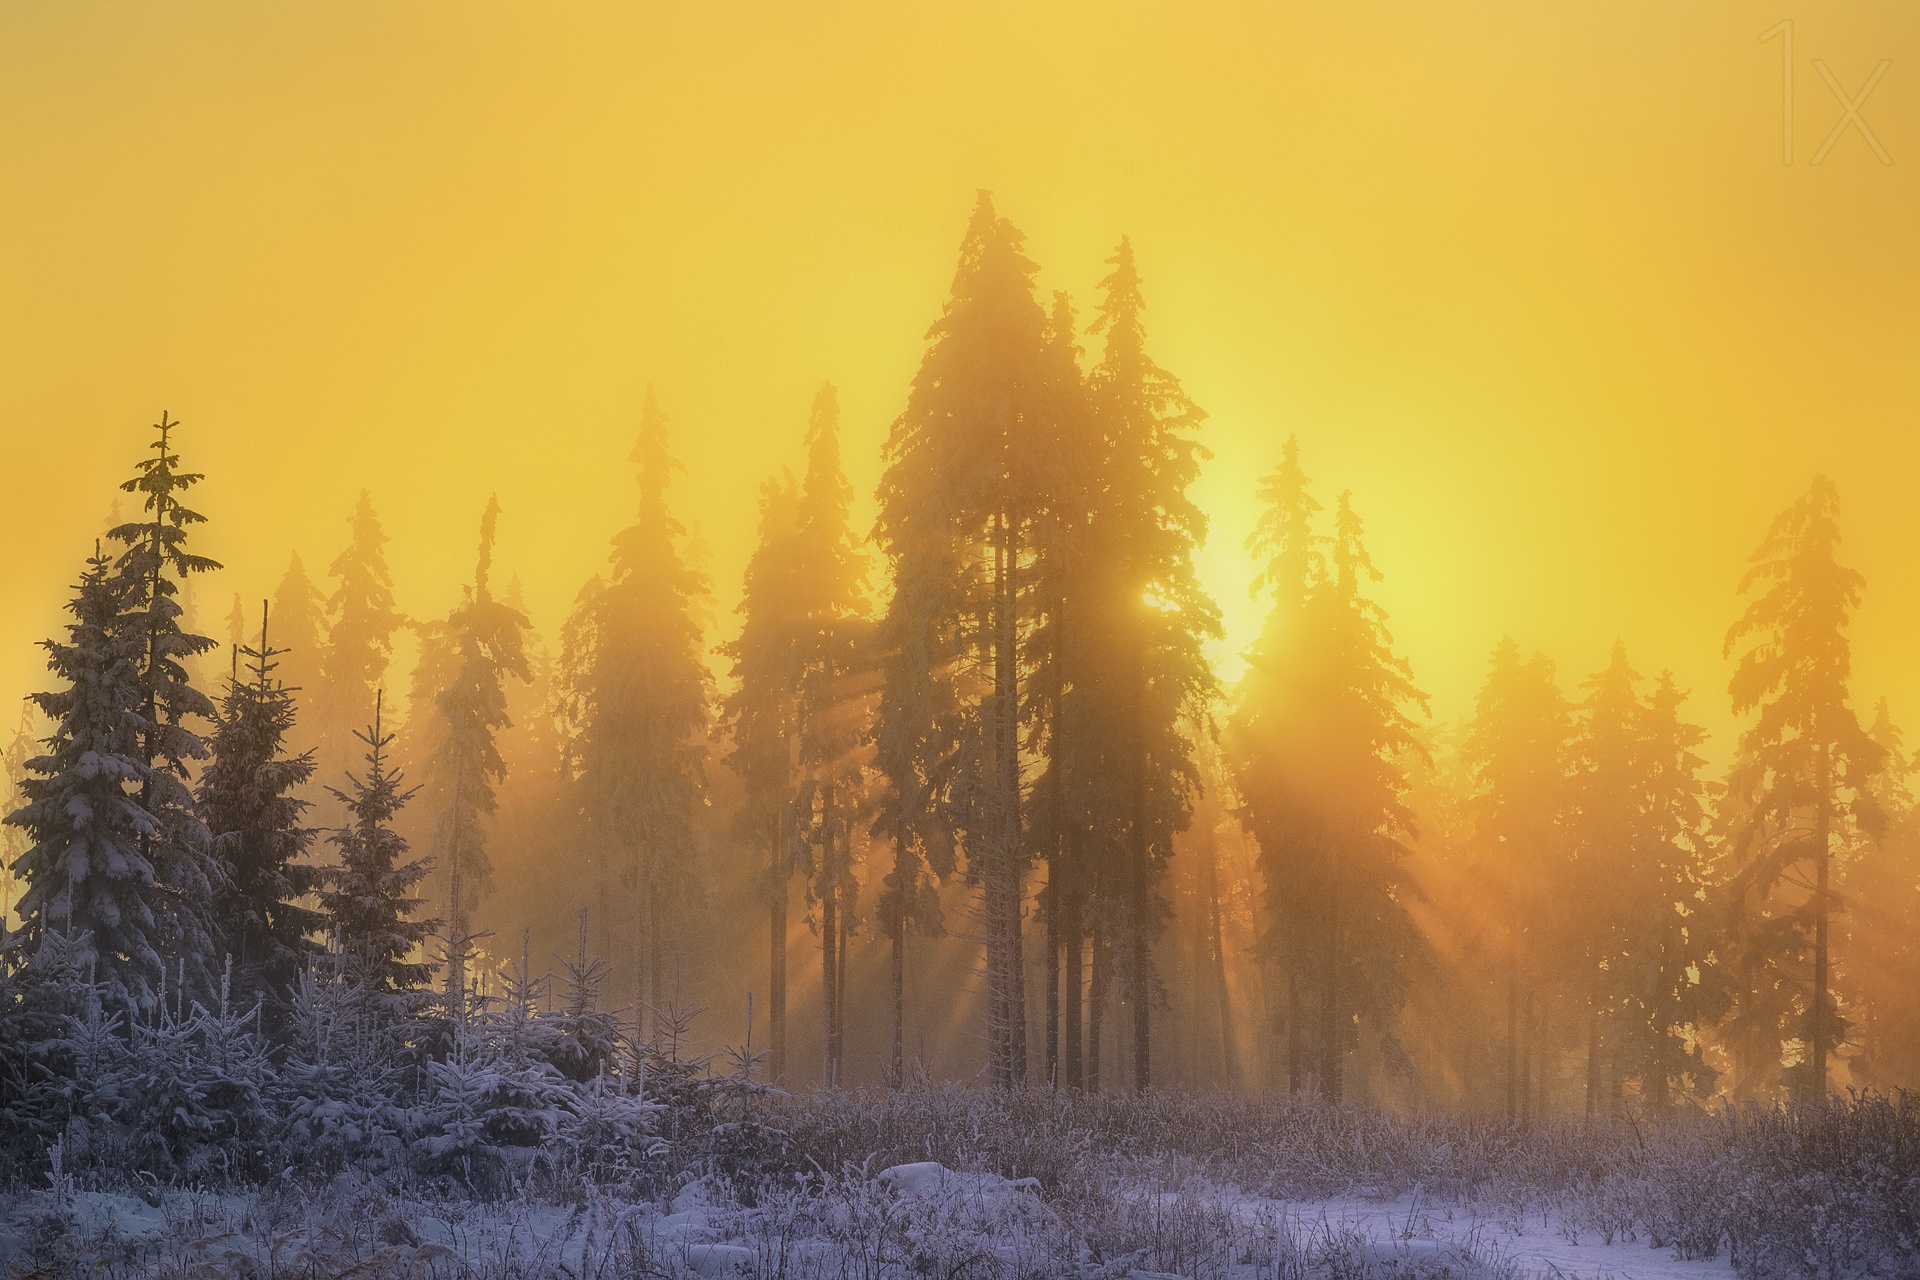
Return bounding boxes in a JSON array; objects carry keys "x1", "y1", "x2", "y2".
[
  {"x1": 562, "y1": 389, "x2": 711, "y2": 1033},
  {"x1": 321, "y1": 492, "x2": 406, "y2": 774},
  {"x1": 199, "y1": 604, "x2": 324, "y2": 1010},
  {"x1": 5, "y1": 548, "x2": 169, "y2": 1012},
  {"x1": 1081, "y1": 237, "x2": 1220, "y2": 1090},
  {"x1": 1723, "y1": 475, "x2": 1883, "y2": 1099},
  {"x1": 721, "y1": 474, "x2": 803, "y2": 1083},
  {"x1": 1229, "y1": 474, "x2": 1423, "y2": 1102},
  {"x1": 1462, "y1": 639, "x2": 1573, "y2": 1122},
  {"x1": 320, "y1": 692, "x2": 436, "y2": 1006},
  {"x1": 787, "y1": 383, "x2": 873, "y2": 1088},
  {"x1": 418, "y1": 498, "x2": 530, "y2": 993},
  {"x1": 106, "y1": 412, "x2": 222, "y2": 992},
  {"x1": 271, "y1": 553, "x2": 328, "y2": 741},
  {"x1": 874, "y1": 194, "x2": 1065, "y2": 1086},
  {"x1": 1227, "y1": 437, "x2": 1321, "y2": 1095}
]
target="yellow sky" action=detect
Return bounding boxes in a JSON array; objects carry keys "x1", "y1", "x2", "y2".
[{"x1": 2, "y1": 1, "x2": 1916, "y2": 764}]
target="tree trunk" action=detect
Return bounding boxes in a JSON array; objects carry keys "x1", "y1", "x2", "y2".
[
  {"x1": 835, "y1": 890, "x2": 848, "y2": 1084},
  {"x1": 1585, "y1": 968, "x2": 1600, "y2": 1120},
  {"x1": 1320, "y1": 874, "x2": 1342, "y2": 1102},
  {"x1": 986, "y1": 508, "x2": 1026, "y2": 1088},
  {"x1": 1045, "y1": 874, "x2": 1060, "y2": 1088},
  {"x1": 1649, "y1": 922, "x2": 1672, "y2": 1116},
  {"x1": 1811, "y1": 744, "x2": 1832, "y2": 1100},
  {"x1": 1088, "y1": 922, "x2": 1106, "y2": 1091},
  {"x1": 1507, "y1": 931, "x2": 1520, "y2": 1124},
  {"x1": 1203, "y1": 829, "x2": 1239, "y2": 1090},
  {"x1": 822, "y1": 871, "x2": 839, "y2": 1089},
  {"x1": 1287, "y1": 965, "x2": 1302, "y2": 1097},
  {"x1": 770, "y1": 828, "x2": 788, "y2": 1086},
  {"x1": 1063, "y1": 881, "x2": 1084, "y2": 1090},
  {"x1": 890, "y1": 920, "x2": 905, "y2": 1088}
]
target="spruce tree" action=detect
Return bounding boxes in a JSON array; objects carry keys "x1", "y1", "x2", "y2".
[
  {"x1": 1081, "y1": 236, "x2": 1220, "y2": 1090},
  {"x1": 1568, "y1": 641, "x2": 1643, "y2": 1116},
  {"x1": 1, "y1": 708, "x2": 30, "y2": 925},
  {"x1": 562, "y1": 389, "x2": 711, "y2": 1032},
  {"x1": 320, "y1": 492, "x2": 406, "y2": 773},
  {"x1": 105, "y1": 412, "x2": 223, "y2": 994},
  {"x1": 720, "y1": 473, "x2": 803, "y2": 1084},
  {"x1": 417, "y1": 498, "x2": 531, "y2": 992},
  {"x1": 320, "y1": 691, "x2": 436, "y2": 1003},
  {"x1": 4, "y1": 548, "x2": 169, "y2": 1013},
  {"x1": 873, "y1": 193, "x2": 1067, "y2": 1086},
  {"x1": 1461, "y1": 638, "x2": 1573, "y2": 1123},
  {"x1": 198, "y1": 604, "x2": 324, "y2": 1011},
  {"x1": 1723, "y1": 475, "x2": 1883, "y2": 1100},
  {"x1": 1226, "y1": 436, "x2": 1321, "y2": 1095},
  {"x1": 1844, "y1": 701, "x2": 1920, "y2": 1088},
  {"x1": 788, "y1": 383, "x2": 873, "y2": 1088},
  {"x1": 1026, "y1": 287, "x2": 1096, "y2": 1090},
  {"x1": 271, "y1": 552, "x2": 328, "y2": 743},
  {"x1": 1635, "y1": 670, "x2": 1724, "y2": 1109},
  {"x1": 1228, "y1": 476, "x2": 1424, "y2": 1102}
]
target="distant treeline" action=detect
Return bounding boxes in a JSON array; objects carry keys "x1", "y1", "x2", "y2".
[{"x1": 3, "y1": 194, "x2": 1916, "y2": 1119}]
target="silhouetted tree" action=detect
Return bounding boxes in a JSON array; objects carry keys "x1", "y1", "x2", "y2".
[
  {"x1": 106, "y1": 412, "x2": 223, "y2": 995},
  {"x1": 561, "y1": 389, "x2": 710, "y2": 1034},
  {"x1": 319, "y1": 691, "x2": 437, "y2": 1010},
  {"x1": 787, "y1": 384, "x2": 873, "y2": 1088},
  {"x1": 1462, "y1": 638, "x2": 1572, "y2": 1122},
  {"x1": 199, "y1": 604, "x2": 324, "y2": 1012},
  {"x1": 271, "y1": 553, "x2": 327, "y2": 744},
  {"x1": 721, "y1": 473, "x2": 802, "y2": 1083},
  {"x1": 416, "y1": 498, "x2": 530, "y2": 996},
  {"x1": 874, "y1": 194, "x2": 1064, "y2": 1086},
  {"x1": 321, "y1": 492, "x2": 406, "y2": 774},
  {"x1": 1081, "y1": 236, "x2": 1219, "y2": 1090},
  {"x1": 1226, "y1": 436, "x2": 1320, "y2": 1095},
  {"x1": 1230, "y1": 472, "x2": 1424, "y2": 1102},
  {"x1": 4, "y1": 548, "x2": 170, "y2": 1013},
  {"x1": 1722, "y1": 475, "x2": 1883, "y2": 1100}
]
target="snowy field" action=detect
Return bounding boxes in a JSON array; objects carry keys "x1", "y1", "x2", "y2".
[
  {"x1": 1, "y1": 1086, "x2": 1914, "y2": 1278},
  {"x1": 2, "y1": 1167, "x2": 1741, "y2": 1280}
]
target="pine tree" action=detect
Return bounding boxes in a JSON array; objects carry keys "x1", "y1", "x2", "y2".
[
  {"x1": 320, "y1": 492, "x2": 406, "y2": 775},
  {"x1": 198, "y1": 603, "x2": 325, "y2": 1012},
  {"x1": 562, "y1": 389, "x2": 711, "y2": 1033},
  {"x1": 418, "y1": 498, "x2": 531, "y2": 993},
  {"x1": 4, "y1": 548, "x2": 169, "y2": 1013},
  {"x1": 873, "y1": 193, "x2": 1068, "y2": 1087},
  {"x1": 106, "y1": 411, "x2": 223, "y2": 995},
  {"x1": 319, "y1": 691, "x2": 436, "y2": 1004},
  {"x1": 1722, "y1": 475, "x2": 1883, "y2": 1100},
  {"x1": 721, "y1": 473, "x2": 803, "y2": 1084},
  {"x1": 1081, "y1": 236, "x2": 1220, "y2": 1091}
]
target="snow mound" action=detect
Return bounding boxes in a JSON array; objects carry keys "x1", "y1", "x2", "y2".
[{"x1": 878, "y1": 1160, "x2": 1042, "y2": 1204}]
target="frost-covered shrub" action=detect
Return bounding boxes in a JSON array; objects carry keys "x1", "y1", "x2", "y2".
[
  {"x1": 112, "y1": 972, "x2": 276, "y2": 1183},
  {"x1": 274, "y1": 967, "x2": 410, "y2": 1174}
]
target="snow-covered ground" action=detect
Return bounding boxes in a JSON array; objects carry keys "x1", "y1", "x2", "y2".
[{"x1": 2, "y1": 1163, "x2": 1741, "y2": 1279}]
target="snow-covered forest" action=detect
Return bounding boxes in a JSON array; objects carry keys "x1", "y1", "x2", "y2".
[{"x1": 2, "y1": 195, "x2": 1918, "y2": 1278}]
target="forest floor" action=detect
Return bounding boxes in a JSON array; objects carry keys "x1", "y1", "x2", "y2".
[{"x1": 2, "y1": 1086, "x2": 1913, "y2": 1279}]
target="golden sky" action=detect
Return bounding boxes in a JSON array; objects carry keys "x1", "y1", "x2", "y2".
[{"x1": 2, "y1": 1, "x2": 1916, "y2": 762}]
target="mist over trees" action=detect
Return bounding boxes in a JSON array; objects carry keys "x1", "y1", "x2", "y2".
[{"x1": 5, "y1": 197, "x2": 1920, "y2": 1122}]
